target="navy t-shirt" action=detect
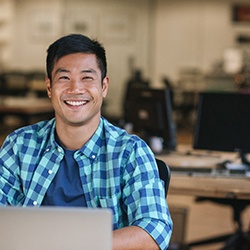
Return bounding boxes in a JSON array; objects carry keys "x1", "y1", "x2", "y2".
[{"x1": 42, "y1": 139, "x2": 86, "y2": 206}]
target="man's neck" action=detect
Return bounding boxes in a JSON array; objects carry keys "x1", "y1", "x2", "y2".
[{"x1": 55, "y1": 119, "x2": 100, "y2": 150}]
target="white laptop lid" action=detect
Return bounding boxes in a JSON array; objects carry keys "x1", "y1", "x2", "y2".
[{"x1": 0, "y1": 206, "x2": 112, "y2": 250}]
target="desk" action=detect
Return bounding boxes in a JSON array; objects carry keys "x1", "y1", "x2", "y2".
[
  {"x1": 158, "y1": 151, "x2": 250, "y2": 249},
  {"x1": 167, "y1": 175, "x2": 250, "y2": 200},
  {"x1": 0, "y1": 97, "x2": 54, "y2": 125},
  {"x1": 158, "y1": 152, "x2": 250, "y2": 199}
]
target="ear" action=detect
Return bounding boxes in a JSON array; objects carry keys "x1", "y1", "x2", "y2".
[
  {"x1": 46, "y1": 77, "x2": 52, "y2": 98},
  {"x1": 102, "y1": 76, "x2": 109, "y2": 98}
]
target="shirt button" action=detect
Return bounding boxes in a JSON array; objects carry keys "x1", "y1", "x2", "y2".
[
  {"x1": 48, "y1": 170, "x2": 53, "y2": 175},
  {"x1": 33, "y1": 201, "x2": 38, "y2": 206},
  {"x1": 91, "y1": 155, "x2": 96, "y2": 159},
  {"x1": 57, "y1": 147, "x2": 62, "y2": 153},
  {"x1": 45, "y1": 148, "x2": 50, "y2": 152}
]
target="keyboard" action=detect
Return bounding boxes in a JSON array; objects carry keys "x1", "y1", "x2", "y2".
[
  {"x1": 170, "y1": 166, "x2": 247, "y2": 178},
  {"x1": 160, "y1": 151, "x2": 249, "y2": 178}
]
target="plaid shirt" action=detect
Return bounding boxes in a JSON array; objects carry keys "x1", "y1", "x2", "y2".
[{"x1": 0, "y1": 117, "x2": 172, "y2": 249}]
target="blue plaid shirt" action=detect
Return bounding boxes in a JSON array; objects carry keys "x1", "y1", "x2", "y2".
[{"x1": 0, "y1": 117, "x2": 172, "y2": 249}]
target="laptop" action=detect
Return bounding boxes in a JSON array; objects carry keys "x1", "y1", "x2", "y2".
[{"x1": 0, "y1": 206, "x2": 112, "y2": 250}]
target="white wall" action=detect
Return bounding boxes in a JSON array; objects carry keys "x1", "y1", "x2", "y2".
[
  {"x1": 2, "y1": 0, "x2": 250, "y2": 116},
  {"x1": 0, "y1": 0, "x2": 15, "y2": 68},
  {"x1": 8, "y1": 0, "x2": 152, "y2": 117},
  {"x1": 10, "y1": 0, "x2": 62, "y2": 71},
  {"x1": 153, "y1": 0, "x2": 250, "y2": 85}
]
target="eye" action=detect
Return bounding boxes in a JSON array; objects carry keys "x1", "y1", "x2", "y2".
[
  {"x1": 59, "y1": 76, "x2": 70, "y2": 80},
  {"x1": 82, "y1": 76, "x2": 94, "y2": 81}
]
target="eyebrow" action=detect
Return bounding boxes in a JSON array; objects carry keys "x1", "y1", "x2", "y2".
[
  {"x1": 54, "y1": 68, "x2": 69, "y2": 75},
  {"x1": 54, "y1": 68, "x2": 97, "y2": 75},
  {"x1": 81, "y1": 69, "x2": 97, "y2": 74}
]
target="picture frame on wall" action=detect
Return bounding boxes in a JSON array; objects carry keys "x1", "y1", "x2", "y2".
[
  {"x1": 232, "y1": 4, "x2": 250, "y2": 23},
  {"x1": 101, "y1": 13, "x2": 134, "y2": 43},
  {"x1": 63, "y1": 12, "x2": 98, "y2": 39},
  {"x1": 28, "y1": 10, "x2": 60, "y2": 41}
]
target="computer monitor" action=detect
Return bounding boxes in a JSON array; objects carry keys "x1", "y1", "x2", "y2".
[
  {"x1": 193, "y1": 91, "x2": 250, "y2": 167},
  {"x1": 127, "y1": 87, "x2": 176, "y2": 151}
]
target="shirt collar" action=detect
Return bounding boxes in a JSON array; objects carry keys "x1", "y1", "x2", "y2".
[
  {"x1": 43, "y1": 119, "x2": 60, "y2": 153},
  {"x1": 78, "y1": 117, "x2": 104, "y2": 160},
  {"x1": 45, "y1": 117, "x2": 104, "y2": 160}
]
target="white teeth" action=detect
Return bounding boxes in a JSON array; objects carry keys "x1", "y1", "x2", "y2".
[{"x1": 66, "y1": 101, "x2": 86, "y2": 106}]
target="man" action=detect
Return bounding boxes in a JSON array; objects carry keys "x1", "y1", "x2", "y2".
[{"x1": 0, "y1": 34, "x2": 172, "y2": 249}]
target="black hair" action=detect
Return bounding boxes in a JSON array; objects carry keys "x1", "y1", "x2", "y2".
[{"x1": 46, "y1": 34, "x2": 107, "y2": 81}]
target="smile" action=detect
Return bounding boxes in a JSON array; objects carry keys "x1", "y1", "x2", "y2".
[{"x1": 65, "y1": 100, "x2": 87, "y2": 106}]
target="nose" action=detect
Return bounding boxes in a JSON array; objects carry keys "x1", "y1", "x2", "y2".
[{"x1": 67, "y1": 79, "x2": 84, "y2": 94}]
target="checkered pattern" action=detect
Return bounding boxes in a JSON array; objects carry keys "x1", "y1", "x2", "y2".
[{"x1": 0, "y1": 117, "x2": 172, "y2": 249}]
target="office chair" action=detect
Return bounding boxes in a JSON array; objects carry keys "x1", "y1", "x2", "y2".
[
  {"x1": 187, "y1": 197, "x2": 250, "y2": 250},
  {"x1": 155, "y1": 158, "x2": 171, "y2": 196},
  {"x1": 155, "y1": 159, "x2": 189, "y2": 250}
]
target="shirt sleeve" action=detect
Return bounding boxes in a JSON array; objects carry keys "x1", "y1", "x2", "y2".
[
  {"x1": 0, "y1": 134, "x2": 24, "y2": 206},
  {"x1": 121, "y1": 138, "x2": 173, "y2": 250}
]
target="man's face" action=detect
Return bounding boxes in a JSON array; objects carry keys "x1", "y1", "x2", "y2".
[{"x1": 46, "y1": 53, "x2": 109, "y2": 128}]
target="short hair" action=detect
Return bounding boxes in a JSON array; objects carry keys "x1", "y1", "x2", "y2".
[{"x1": 46, "y1": 34, "x2": 107, "y2": 81}]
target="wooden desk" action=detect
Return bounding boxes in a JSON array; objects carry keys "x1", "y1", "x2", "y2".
[
  {"x1": 158, "y1": 152, "x2": 250, "y2": 200},
  {"x1": 0, "y1": 97, "x2": 54, "y2": 125},
  {"x1": 168, "y1": 175, "x2": 250, "y2": 200},
  {"x1": 158, "y1": 150, "x2": 250, "y2": 200},
  {"x1": 159, "y1": 151, "x2": 250, "y2": 248}
]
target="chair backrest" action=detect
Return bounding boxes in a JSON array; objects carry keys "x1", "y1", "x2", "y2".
[{"x1": 155, "y1": 158, "x2": 171, "y2": 197}]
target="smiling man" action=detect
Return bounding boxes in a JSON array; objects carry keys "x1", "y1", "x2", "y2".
[{"x1": 0, "y1": 34, "x2": 172, "y2": 250}]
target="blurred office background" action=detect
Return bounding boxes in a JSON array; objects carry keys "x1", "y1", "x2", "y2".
[
  {"x1": 1, "y1": 0, "x2": 250, "y2": 120},
  {"x1": 1, "y1": 0, "x2": 250, "y2": 249}
]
